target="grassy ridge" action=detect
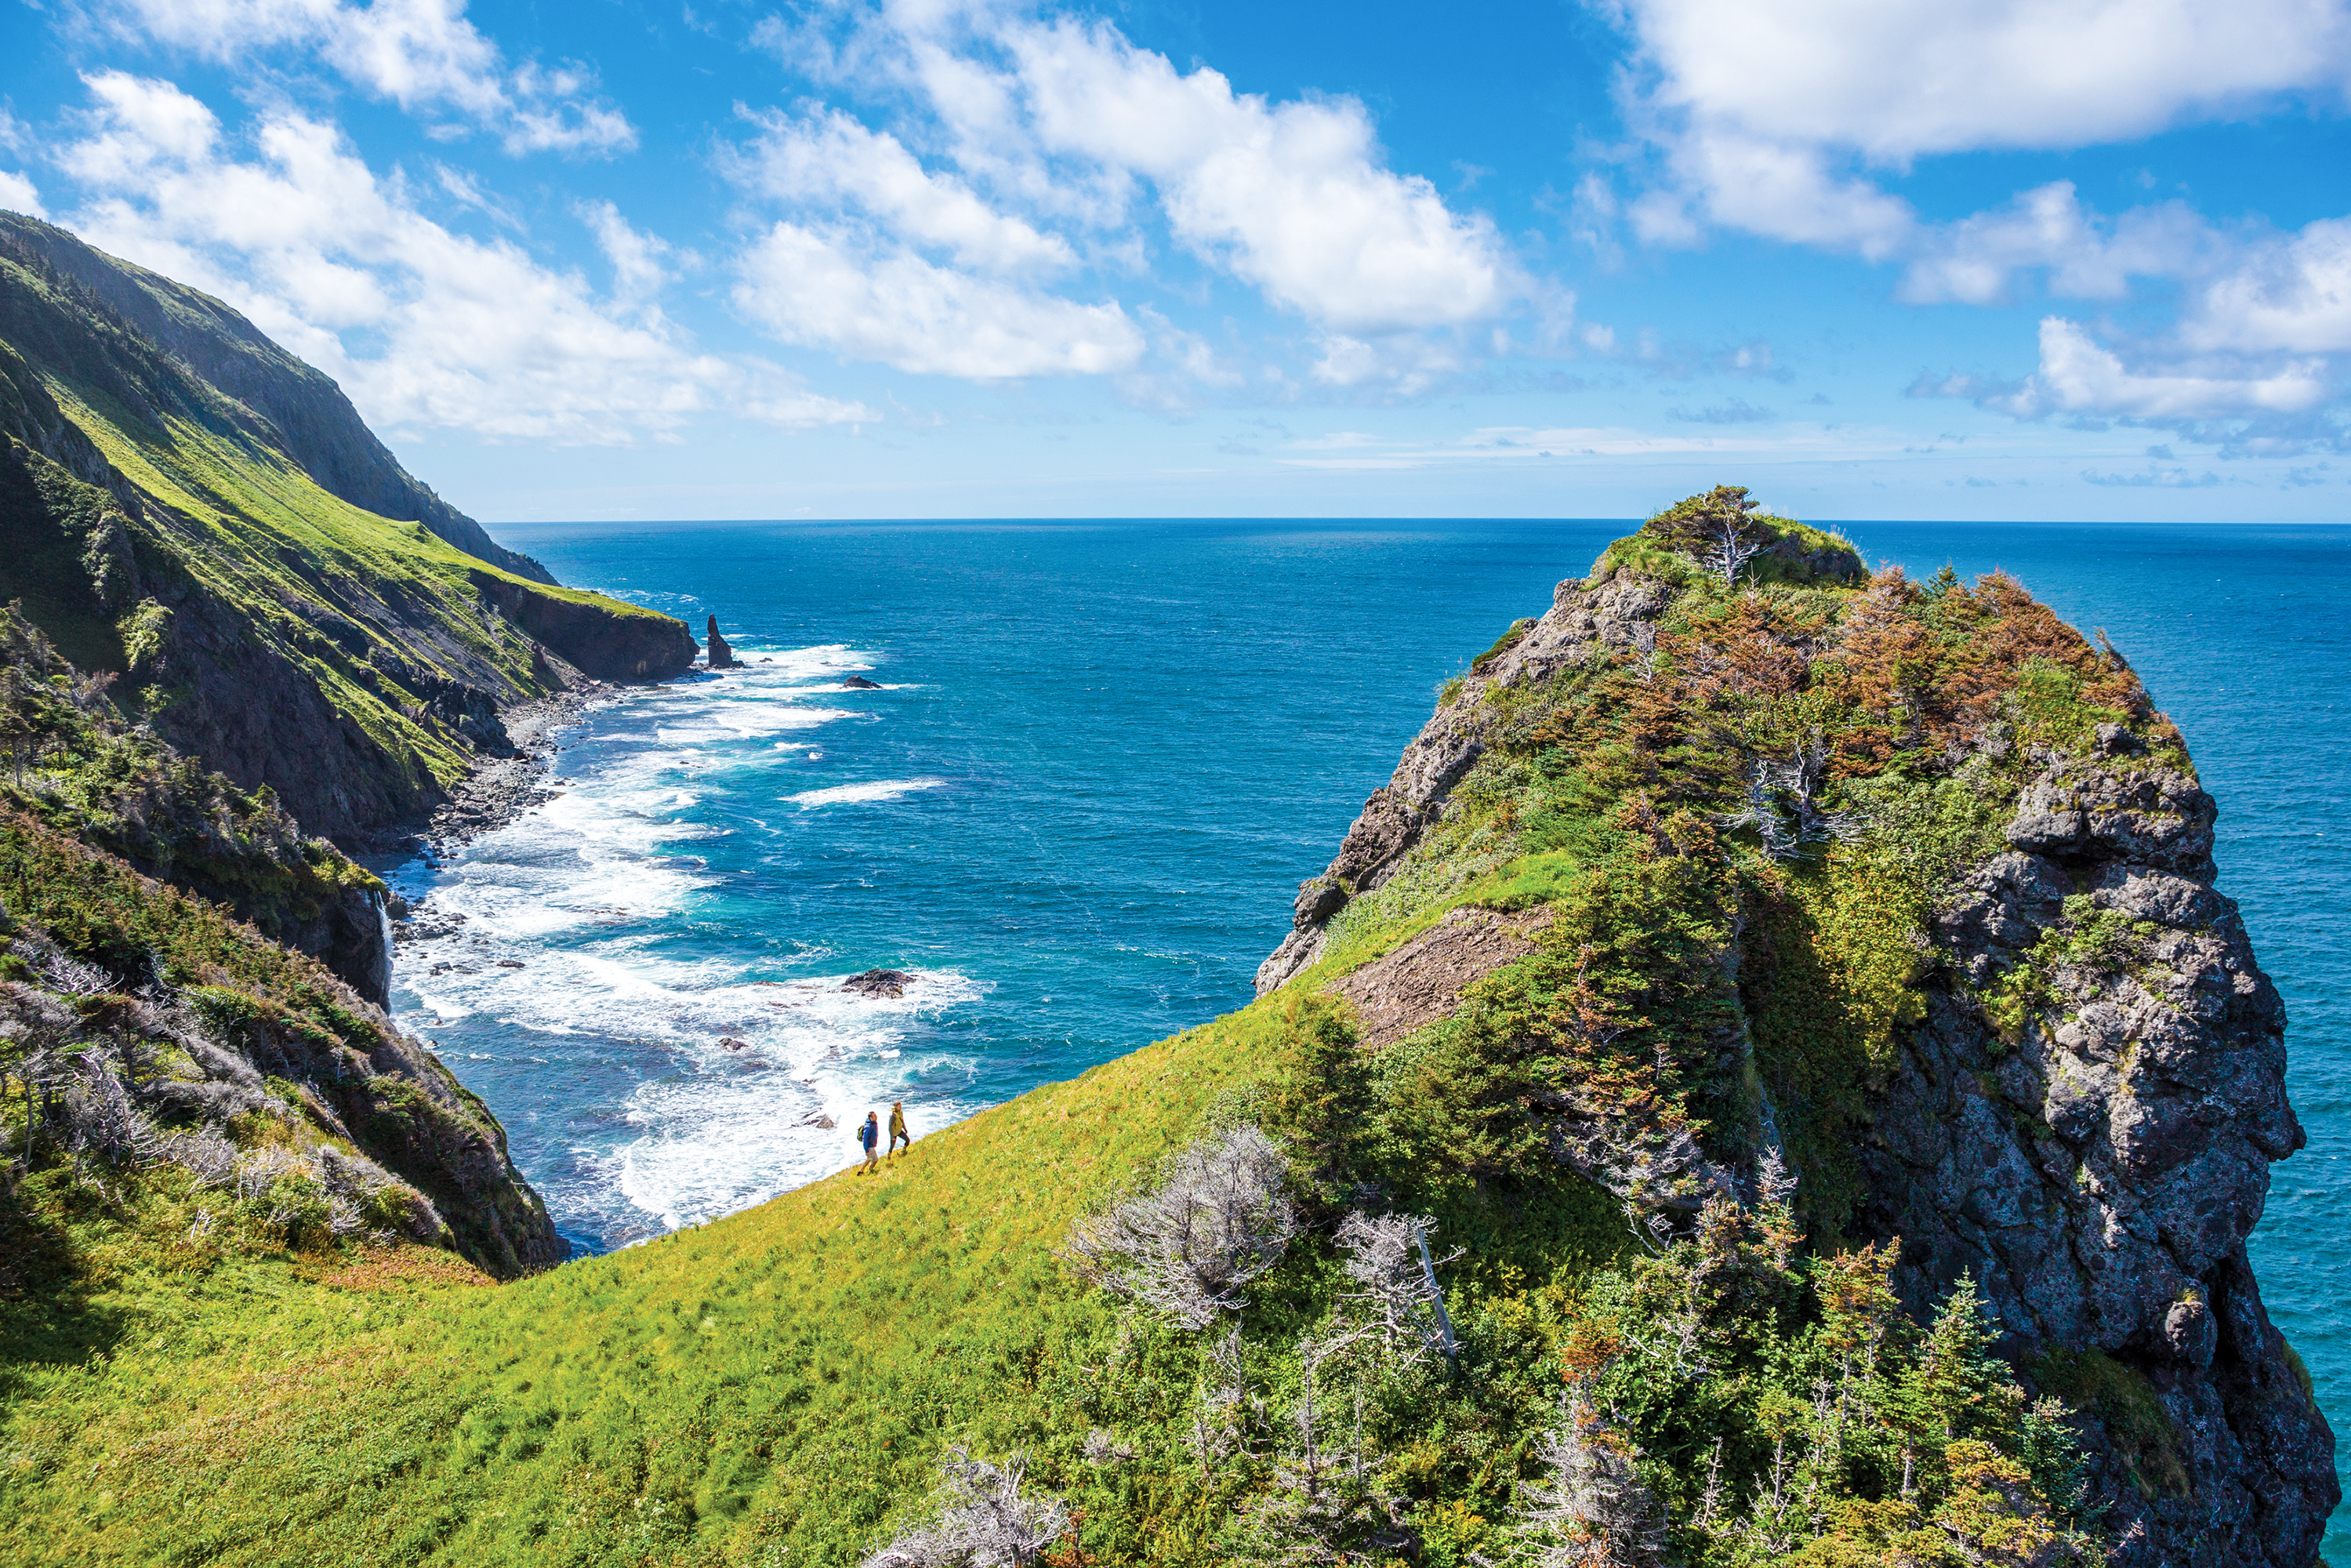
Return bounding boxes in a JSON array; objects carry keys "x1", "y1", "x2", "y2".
[{"x1": 0, "y1": 227, "x2": 689, "y2": 835}]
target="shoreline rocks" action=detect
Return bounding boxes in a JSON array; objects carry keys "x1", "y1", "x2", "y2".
[
  {"x1": 707, "y1": 616, "x2": 737, "y2": 670},
  {"x1": 841, "y1": 968, "x2": 913, "y2": 999}
]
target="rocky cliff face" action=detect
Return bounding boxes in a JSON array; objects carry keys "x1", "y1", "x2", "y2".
[
  {"x1": 1881, "y1": 757, "x2": 2330, "y2": 1564},
  {"x1": 1261, "y1": 522, "x2": 2335, "y2": 1565},
  {"x1": 0, "y1": 215, "x2": 695, "y2": 845}
]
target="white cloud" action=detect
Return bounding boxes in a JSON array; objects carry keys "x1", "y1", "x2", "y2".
[
  {"x1": 2188, "y1": 218, "x2": 2351, "y2": 354},
  {"x1": 1899, "y1": 183, "x2": 2216, "y2": 305},
  {"x1": 103, "y1": 0, "x2": 635, "y2": 154},
  {"x1": 1603, "y1": 0, "x2": 2351, "y2": 315},
  {"x1": 577, "y1": 198, "x2": 673, "y2": 315},
  {"x1": 1618, "y1": 0, "x2": 2351, "y2": 163},
  {"x1": 1655, "y1": 128, "x2": 1913, "y2": 259},
  {"x1": 0, "y1": 170, "x2": 46, "y2": 218},
  {"x1": 729, "y1": 107, "x2": 1076, "y2": 276},
  {"x1": 1007, "y1": 17, "x2": 1517, "y2": 332},
  {"x1": 734, "y1": 220, "x2": 1143, "y2": 379},
  {"x1": 60, "y1": 73, "x2": 865, "y2": 441},
  {"x1": 1986, "y1": 318, "x2": 2327, "y2": 420},
  {"x1": 1308, "y1": 332, "x2": 1461, "y2": 394},
  {"x1": 729, "y1": 3, "x2": 1520, "y2": 390}
]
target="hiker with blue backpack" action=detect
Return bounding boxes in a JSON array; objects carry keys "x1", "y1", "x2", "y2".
[{"x1": 858, "y1": 1110, "x2": 880, "y2": 1174}]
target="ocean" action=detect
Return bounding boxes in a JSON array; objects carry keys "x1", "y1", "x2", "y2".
[{"x1": 386, "y1": 518, "x2": 2349, "y2": 1552}]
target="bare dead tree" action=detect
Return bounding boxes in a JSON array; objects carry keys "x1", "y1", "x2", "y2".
[
  {"x1": 1336, "y1": 1211, "x2": 1460, "y2": 1369},
  {"x1": 64, "y1": 1053, "x2": 160, "y2": 1167},
  {"x1": 1238, "y1": 1331, "x2": 1414, "y2": 1566},
  {"x1": 1189, "y1": 1323, "x2": 1257, "y2": 1469},
  {"x1": 1645, "y1": 485, "x2": 1774, "y2": 590},
  {"x1": 1517, "y1": 1395, "x2": 1668, "y2": 1568},
  {"x1": 1722, "y1": 730, "x2": 1867, "y2": 862},
  {"x1": 1696, "y1": 510, "x2": 1769, "y2": 590},
  {"x1": 861, "y1": 1447, "x2": 1070, "y2": 1568},
  {"x1": 1066, "y1": 1124, "x2": 1298, "y2": 1330}
]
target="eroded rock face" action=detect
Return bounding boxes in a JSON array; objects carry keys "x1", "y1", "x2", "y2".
[{"x1": 1861, "y1": 753, "x2": 2331, "y2": 1566}]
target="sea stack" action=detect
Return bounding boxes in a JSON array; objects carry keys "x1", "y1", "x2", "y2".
[{"x1": 706, "y1": 615, "x2": 737, "y2": 669}]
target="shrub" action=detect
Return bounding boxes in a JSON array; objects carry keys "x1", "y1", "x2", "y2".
[
  {"x1": 862, "y1": 1447, "x2": 1069, "y2": 1568},
  {"x1": 1065, "y1": 1124, "x2": 1297, "y2": 1330}
]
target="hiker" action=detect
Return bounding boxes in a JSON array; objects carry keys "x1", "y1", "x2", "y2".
[
  {"x1": 888, "y1": 1100, "x2": 912, "y2": 1156},
  {"x1": 858, "y1": 1110, "x2": 880, "y2": 1174}
]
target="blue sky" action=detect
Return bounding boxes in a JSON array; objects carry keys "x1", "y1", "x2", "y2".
[{"x1": 5, "y1": 0, "x2": 2351, "y2": 523}]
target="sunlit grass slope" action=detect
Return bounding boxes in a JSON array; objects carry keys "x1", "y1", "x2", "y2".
[
  {"x1": 2, "y1": 999, "x2": 1409, "y2": 1566},
  {"x1": 1, "y1": 228, "x2": 687, "y2": 836}
]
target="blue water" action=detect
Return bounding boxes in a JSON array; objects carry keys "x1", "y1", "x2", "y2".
[{"x1": 390, "y1": 519, "x2": 2349, "y2": 1552}]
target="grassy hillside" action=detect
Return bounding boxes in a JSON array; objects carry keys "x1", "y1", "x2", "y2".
[
  {"x1": 0, "y1": 216, "x2": 693, "y2": 842},
  {"x1": 1, "y1": 501, "x2": 2175, "y2": 1567}
]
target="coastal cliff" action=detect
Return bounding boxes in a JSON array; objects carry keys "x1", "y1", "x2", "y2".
[
  {"x1": 1261, "y1": 495, "x2": 2335, "y2": 1564},
  {"x1": 0, "y1": 216, "x2": 677, "y2": 1290},
  {"x1": 0, "y1": 212, "x2": 695, "y2": 848}
]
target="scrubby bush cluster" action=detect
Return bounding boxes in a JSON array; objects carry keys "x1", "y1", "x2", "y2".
[
  {"x1": 862, "y1": 1447, "x2": 1070, "y2": 1568},
  {"x1": 0, "y1": 913, "x2": 449, "y2": 1267}
]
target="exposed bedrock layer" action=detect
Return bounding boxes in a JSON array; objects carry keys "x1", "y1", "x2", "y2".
[
  {"x1": 468, "y1": 572, "x2": 696, "y2": 684},
  {"x1": 1263, "y1": 561, "x2": 2335, "y2": 1566}
]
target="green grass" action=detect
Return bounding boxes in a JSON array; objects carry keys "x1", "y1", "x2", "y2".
[
  {"x1": 1, "y1": 1000, "x2": 1326, "y2": 1566},
  {"x1": 3, "y1": 234, "x2": 680, "y2": 806}
]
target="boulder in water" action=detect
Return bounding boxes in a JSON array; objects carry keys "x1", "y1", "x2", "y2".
[
  {"x1": 706, "y1": 616, "x2": 737, "y2": 670},
  {"x1": 842, "y1": 675, "x2": 881, "y2": 689},
  {"x1": 841, "y1": 967, "x2": 912, "y2": 999}
]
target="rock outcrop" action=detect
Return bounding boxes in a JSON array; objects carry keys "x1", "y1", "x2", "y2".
[
  {"x1": 841, "y1": 968, "x2": 913, "y2": 999},
  {"x1": 468, "y1": 572, "x2": 695, "y2": 684},
  {"x1": 1864, "y1": 756, "x2": 2332, "y2": 1563},
  {"x1": 1257, "y1": 538, "x2": 2335, "y2": 1565},
  {"x1": 707, "y1": 615, "x2": 737, "y2": 669}
]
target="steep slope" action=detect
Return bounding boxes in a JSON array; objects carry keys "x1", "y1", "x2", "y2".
[
  {"x1": 0, "y1": 604, "x2": 394, "y2": 999},
  {"x1": 1265, "y1": 498, "x2": 2335, "y2": 1563},
  {"x1": 0, "y1": 795, "x2": 564, "y2": 1290},
  {"x1": 3, "y1": 216, "x2": 553, "y2": 586},
  {"x1": 0, "y1": 499, "x2": 2331, "y2": 1568},
  {"x1": 0, "y1": 214, "x2": 695, "y2": 843}
]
